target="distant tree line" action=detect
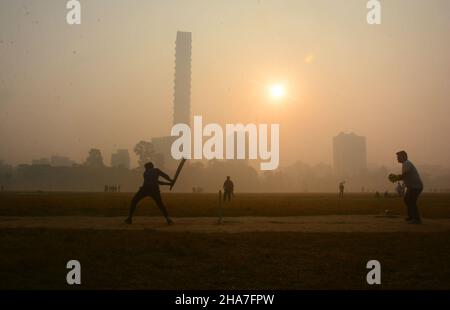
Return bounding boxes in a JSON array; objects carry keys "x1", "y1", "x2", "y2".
[{"x1": 1, "y1": 143, "x2": 450, "y2": 193}]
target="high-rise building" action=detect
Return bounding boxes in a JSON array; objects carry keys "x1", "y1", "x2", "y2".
[
  {"x1": 111, "y1": 149, "x2": 130, "y2": 169},
  {"x1": 151, "y1": 31, "x2": 192, "y2": 171},
  {"x1": 333, "y1": 132, "x2": 367, "y2": 177},
  {"x1": 173, "y1": 31, "x2": 192, "y2": 126}
]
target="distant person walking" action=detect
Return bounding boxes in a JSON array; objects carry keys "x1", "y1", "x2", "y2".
[
  {"x1": 223, "y1": 176, "x2": 234, "y2": 202},
  {"x1": 389, "y1": 151, "x2": 423, "y2": 224},
  {"x1": 339, "y1": 181, "x2": 345, "y2": 199},
  {"x1": 125, "y1": 162, "x2": 173, "y2": 225}
]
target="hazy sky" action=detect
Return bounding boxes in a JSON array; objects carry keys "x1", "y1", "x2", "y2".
[{"x1": 1, "y1": 0, "x2": 449, "y2": 168}]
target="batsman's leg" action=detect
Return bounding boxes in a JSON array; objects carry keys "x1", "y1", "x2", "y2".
[
  {"x1": 152, "y1": 192, "x2": 173, "y2": 225},
  {"x1": 125, "y1": 189, "x2": 147, "y2": 224}
]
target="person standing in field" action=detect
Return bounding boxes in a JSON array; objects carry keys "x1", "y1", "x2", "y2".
[
  {"x1": 223, "y1": 176, "x2": 234, "y2": 202},
  {"x1": 339, "y1": 181, "x2": 345, "y2": 199},
  {"x1": 125, "y1": 162, "x2": 174, "y2": 225},
  {"x1": 389, "y1": 151, "x2": 423, "y2": 224}
]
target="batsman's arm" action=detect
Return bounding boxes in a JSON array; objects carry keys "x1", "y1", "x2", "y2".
[
  {"x1": 158, "y1": 170, "x2": 173, "y2": 183},
  {"x1": 158, "y1": 181, "x2": 172, "y2": 186}
]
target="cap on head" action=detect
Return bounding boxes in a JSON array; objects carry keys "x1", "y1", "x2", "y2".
[{"x1": 144, "y1": 162, "x2": 154, "y2": 170}]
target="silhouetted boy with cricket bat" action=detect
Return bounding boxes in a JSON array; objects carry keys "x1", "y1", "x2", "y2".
[{"x1": 125, "y1": 162, "x2": 173, "y2": 225}]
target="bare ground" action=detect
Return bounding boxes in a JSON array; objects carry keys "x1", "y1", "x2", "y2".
[{"x1": 1, "y1": 215, "x2": 450, "y2": 233}]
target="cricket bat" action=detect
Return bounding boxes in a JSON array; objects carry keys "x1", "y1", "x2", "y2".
[{"x1": 170, "y1": 158, "x2": 187, "y2": 190}]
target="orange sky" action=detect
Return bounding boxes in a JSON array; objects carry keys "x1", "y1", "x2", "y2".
[{"x1": 1, "y1": 0, "x2": 450, "y2": 168}]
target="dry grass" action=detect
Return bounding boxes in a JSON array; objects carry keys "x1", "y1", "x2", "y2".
[
  {"x1": 1, "y1": 192, "x2": 449, "y2": 218},
  {"x1": 1, "y1": 229, "x2": 450, "y2": 289}
]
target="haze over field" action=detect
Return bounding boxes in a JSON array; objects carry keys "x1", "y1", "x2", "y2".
[{"x1": 1, "y1": 0, "x2": 450, "y2": 168}]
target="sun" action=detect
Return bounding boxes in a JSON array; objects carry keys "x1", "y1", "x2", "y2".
[{"x1": 269, "y1": 84, "x2": 286, "y2": 100}]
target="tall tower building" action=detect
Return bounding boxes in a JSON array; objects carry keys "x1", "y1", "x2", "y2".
[
  {"x1": 333, "y1": 132, "x2": 367, "y2": 177},
  {"x1": 173, "y1": 31, "x2": 192, "y2": 126},
  {"x1": 151, "y1": 31, "x2": 192, "y2": 171}
]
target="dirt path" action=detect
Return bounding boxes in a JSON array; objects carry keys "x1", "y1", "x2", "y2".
[{"x1": 1, "y1": 215, "x2": 450, "y2": 233}]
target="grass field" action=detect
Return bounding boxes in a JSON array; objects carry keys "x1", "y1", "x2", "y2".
[
  {"x1": 1, "y1": 192, "x2": 450, "y2": 218},
  {"x1": 1, "y1": 192, "x2": 450, "y2": 289}
]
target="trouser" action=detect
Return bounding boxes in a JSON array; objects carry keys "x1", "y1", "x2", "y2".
[
  {"x1": 128, "y1": 188, "x2": 169, "y2": 218},
  {"x1": 404, "y1": 188, "x2": 422, "y2": 221},
  {"x1": 223, "y1": 191, "x2": 232, "y2": 202}
]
